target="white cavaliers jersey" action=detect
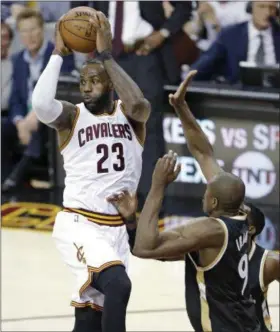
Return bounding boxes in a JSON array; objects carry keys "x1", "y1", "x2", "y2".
[{"x1": 60, "y1": 100, "x2": 143, "y2": 215}]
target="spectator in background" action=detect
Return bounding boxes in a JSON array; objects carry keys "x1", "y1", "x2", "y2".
[
  {"x1": 210, "y1": 1, "x2": 250, "y2": 27},
  {"x1": 190, "y1": 1, "x2": 280, "y2": 83},
  {"x1": 38, "y1": 1, "x2": 71, "y2": 23},
  {"x1": 184, "y1": 1, "x2": 250, "y2": 52},
  {"x1": 1, "y1": 1, "x2": 27, "y2": 24},
  {"x1": 37, "y1": 1, "x2": 90, "y2": 68},
  {"x1": 92, "y1": 1, "x2": 192, "y2": 209},
  {"x1": 1, "y1": 22, "x2": 13, "y2": 113},
  {"x1": 1, "y1": 9, "x2": 75, "y2": 191}
]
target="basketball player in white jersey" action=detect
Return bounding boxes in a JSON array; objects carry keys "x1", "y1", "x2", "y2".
[{"x1": 32, "y1": 12, "x2": 150, "y2": 332}]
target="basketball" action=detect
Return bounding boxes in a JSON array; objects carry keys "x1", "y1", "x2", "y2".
[{"x1": 60, "y1": 6, "x2": 97, "y2": 53}]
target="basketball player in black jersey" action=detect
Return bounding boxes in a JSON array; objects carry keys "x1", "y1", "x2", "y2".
[
  {"x1": 109, "y1": 194, "x2": 280, "y2": 332},
  {"x1": 125, "y1": 71, "x2": 261, "y2": 332},
  {"x1": 245, "y1": 203, "x2": 280, "y2": 332}
]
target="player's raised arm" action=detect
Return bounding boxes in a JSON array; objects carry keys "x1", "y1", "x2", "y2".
[
  {"x1": 89, "y1": 12, "x2": 151, "y2": 124},
  {"x1": 169, "y1": 71, "x2": 223, "y2": 181},
  {"x1": 133, "y1": 151, "x2": 224, "y2": 259},
  {"x1": 32, "y1": 17, "x2": 77, "y2": 131},
  {"x1": 264, "y1": 251, "x2": 280, "y2": 285}
]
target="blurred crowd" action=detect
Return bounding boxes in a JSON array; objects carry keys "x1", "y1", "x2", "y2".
[{"x1": 1, "y1": 1, "x2": 280, "y2": 196}]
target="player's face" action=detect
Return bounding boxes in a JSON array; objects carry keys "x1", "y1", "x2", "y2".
[
  {"x1": 252, "y1": 1, "x2": 278, "y2": 29},
  {"x1": 80, "y1": 63, "x2": 112, "y2": 111},
  {"x1": 18, "y1": 18, "x2": 44, "y2": 54}
]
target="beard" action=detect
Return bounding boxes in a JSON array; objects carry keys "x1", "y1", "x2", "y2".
[{"x1": 84, "y1": 90, "x2": 112, "y2": 115}]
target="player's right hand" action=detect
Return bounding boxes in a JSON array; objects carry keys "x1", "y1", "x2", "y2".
[
  {"x1": 152, "y1": 150, "x2": 181, "y2": 188},
  {"x1": 54, "y1": 16, "x2": 72, "y2": 56},
  {"x1": 89, "y1": 11, "x2": 112, "y2": 53},
  {"x1": 168, "y1": 70, "x2": 197, "y2": 108}
]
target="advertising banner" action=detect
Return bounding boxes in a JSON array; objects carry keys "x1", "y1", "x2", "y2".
[
  {"x1": 163, "y1": 114, "x2": 279, "y2": 249},
  {"x1": 164, "y1": 114, "x2": 279, "y2": 206}
]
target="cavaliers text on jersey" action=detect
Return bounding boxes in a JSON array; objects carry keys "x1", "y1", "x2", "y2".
[{"x1": 60, "y1": 100, "x2": 143, "y2": 221}]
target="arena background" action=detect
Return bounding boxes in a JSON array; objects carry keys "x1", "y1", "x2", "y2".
[
  {"x1": 2, "y1": 81, "x2": 279, "y2": 332},
  {"x1": 4, "y1": 82, "x2": 278, "y2": 247},
  {"x1": 1, "y1": 1, "x2": 280, "y2": 331}
]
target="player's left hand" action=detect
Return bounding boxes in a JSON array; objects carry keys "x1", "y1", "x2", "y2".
[
  {"x1": 152, "y1": 150, "x2": 181, "y2": 188},
  {"x1": 89, "y1": 11, "x2": 112, "y2": 53},
  {"x1": 168, "y1": 70, "x2": 197, "y2": 108},
  {"x1": 107, "y1": 191, "x2": 138, "y2": 220}
]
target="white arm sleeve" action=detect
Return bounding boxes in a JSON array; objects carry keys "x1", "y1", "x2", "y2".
[{"x1": 32, "y1": 55, "x2": 64, "y2": 124}]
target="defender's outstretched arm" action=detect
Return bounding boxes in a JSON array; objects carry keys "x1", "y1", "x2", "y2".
[
  {"x1": 169, "y1": 71, "x2": 223, "y2": 181},
  {"x1": 132, "y1": 152, "x2": 224, "y2": 259}
]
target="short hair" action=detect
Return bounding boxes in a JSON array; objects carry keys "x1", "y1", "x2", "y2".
[
  {"x1": 83, "y1": 56, "x2": 104, "y2": 67},
  {"x1": 1, "y1": 22, "x2": 13, "y2": 40},
  {"x1": 246, "y1": 202, "x2": 265, "y2": 237},
  {"x1": 210, "y1": 172, "x2": 245, "y2": 213},
  {"x1": 16, "y1": 9, "x2": 44, "y2": 29}
]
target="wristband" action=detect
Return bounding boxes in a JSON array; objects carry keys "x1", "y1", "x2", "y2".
[
  {"x1": 52, "y1": 49, "x2": 64, "y2": 58},
  {"x1": 98, "y1": 50, "x2": 113, "y2": 61},
  {"x1": 124, "y1": 213, "x2": 137, "y2": 225},
  {"x1": 127, "y1": 228, "x2": 136, "y2": 251}
]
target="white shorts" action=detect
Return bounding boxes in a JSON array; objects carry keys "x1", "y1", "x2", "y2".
[{"x1": 52, "y1": 210, "x2": 130, "y2": 311}]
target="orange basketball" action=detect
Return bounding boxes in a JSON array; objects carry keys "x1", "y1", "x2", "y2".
[{"x1": 60, "y1": 6, "x2": 97, "y2": 53}]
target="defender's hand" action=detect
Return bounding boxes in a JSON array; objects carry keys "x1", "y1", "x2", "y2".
[
  {"x1": 107, "y1": 191, "x2": 138, "y2": 220},
  {"x1": 54, "y1": 16, "x2": 72, "y2": 56},
  {"x1": 152, "y1": 150, "x2": 181, "y2": 188},
  {"x1": 89, "y1": 12, "x2": 112, "y2": 53},
  {"x1": 168, "y1": 70, "x2": 197, "y2": 108}
]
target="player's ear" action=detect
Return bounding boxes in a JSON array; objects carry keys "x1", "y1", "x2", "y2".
[
  {"x1": 109, "y1": 80, "x2": 113, "y2": 90},
  {"x1": 212, "y1": 197, "x2": 218, "y2": 209},
  {"x1": 249, "y1": 225, "x2": 256, "y2": 236}
]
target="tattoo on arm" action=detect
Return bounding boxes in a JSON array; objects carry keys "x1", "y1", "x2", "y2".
[
  {"x1": 49, "y1": 100, "x2": 77, "y2": 131},
  {"x1": 47, "y1": 100, "x2": 78, "y2": 149},
  {"x1": 103, "y1": 58, "x2": 151, "y2": 123}
]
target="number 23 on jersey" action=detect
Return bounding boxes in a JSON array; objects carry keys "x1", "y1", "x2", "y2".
[{"x1": 97, "y1": 142, "x2": 125, "y2": 173}]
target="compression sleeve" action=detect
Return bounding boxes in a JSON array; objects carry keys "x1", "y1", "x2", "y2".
[{"x1": 32, "y1": 55, "x2": 63, "y2": 124}]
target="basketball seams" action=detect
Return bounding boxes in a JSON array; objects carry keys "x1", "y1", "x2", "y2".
[
  {"x1": 61, "y1": 23, "x2": 96, "y2": 42},
  {"x1": 59, "y1": 6, "x2": 97, "y2": 53},
  {"x1": 62, "y1": 19, "x2": 94, "y2": 23}
]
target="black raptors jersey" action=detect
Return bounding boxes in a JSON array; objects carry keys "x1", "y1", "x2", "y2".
[
  {"x1": 249, "y1": 242, "x2": 272, "y2": 332},
  {"x1": 184, "y1": 215, "x2": 260, "y2": 332}
]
